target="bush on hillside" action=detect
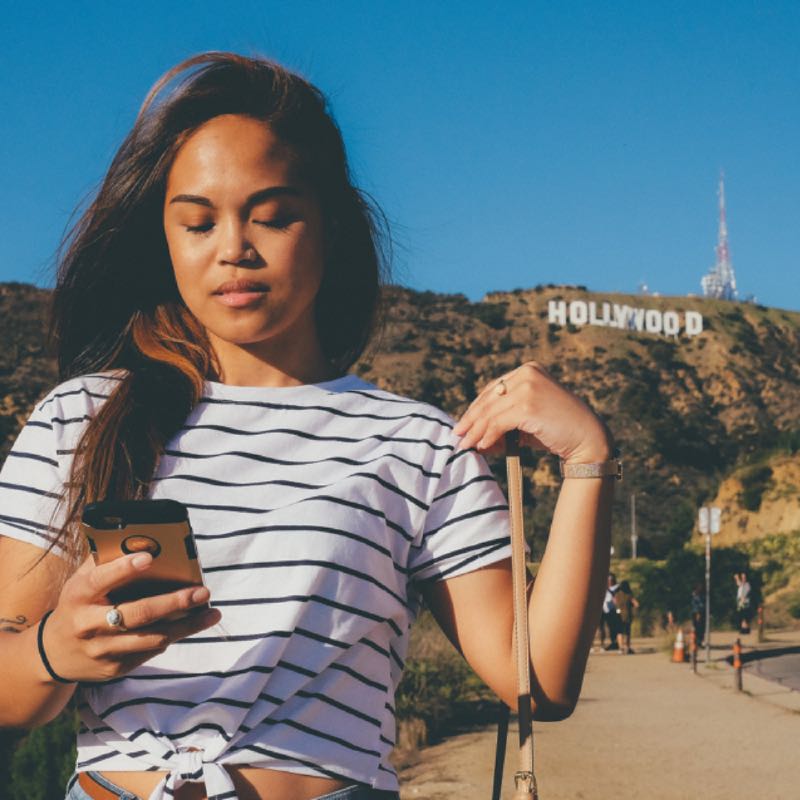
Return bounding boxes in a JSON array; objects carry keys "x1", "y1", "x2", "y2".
[
  {"x1": 471, "y1": 302, "x2": 508, "y2": 330},
  {"x1": 739, "y1": 465, "x2": 773, "y2": 511}
]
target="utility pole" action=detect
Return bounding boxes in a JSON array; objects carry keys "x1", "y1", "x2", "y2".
[
  {"x1": 630, "y1": 493, "x2": 637, "y2": 559},
  {"x1": 705, "y1": 529, "x2": 711, "y2": 664},
  {"x1": 699, "y1": 506, "x2": 721, "y2": 664}
]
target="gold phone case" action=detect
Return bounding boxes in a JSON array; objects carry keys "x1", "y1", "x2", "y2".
[{"x1": 81, "y1": 502, "x2": 207, "y2": 609}]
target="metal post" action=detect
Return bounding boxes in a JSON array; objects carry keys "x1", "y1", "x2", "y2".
[
  {"x1": 705, "y1": 530, "x2": 711, "y2": 664},
  {"x1": 690, "y1": 629, "x2": 698, "y2": 674},
  {"x1": 733, "y1": 638, "x2": 743, "y2": 691},
  {"x1": 630, "y1": 493, "x2": 637, "y2": 559}
]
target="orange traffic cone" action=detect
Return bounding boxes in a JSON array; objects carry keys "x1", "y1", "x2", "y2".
[{"x1": 672, "y1": 628, "x2": 687, "y2": 663}]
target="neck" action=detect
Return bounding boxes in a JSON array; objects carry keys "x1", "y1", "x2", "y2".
[{"x1": 207, "y1": 330, "x2": 336, "y2": 389}]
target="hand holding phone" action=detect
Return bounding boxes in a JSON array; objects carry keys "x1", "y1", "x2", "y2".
[{"x1": 36, "y1": 499, "x2": 225, "y2": 684}]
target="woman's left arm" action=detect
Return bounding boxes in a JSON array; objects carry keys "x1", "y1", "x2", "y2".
[{"x1": 421, "y1": 362, "x2": 615, "y2": 720}]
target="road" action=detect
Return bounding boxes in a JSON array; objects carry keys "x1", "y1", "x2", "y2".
[
  {"x1": 399, "y1": 638, "x2": 800, "y2": 800},
  {"x1": 746, "y1": 651, "x2": 800, "y2": 692}
]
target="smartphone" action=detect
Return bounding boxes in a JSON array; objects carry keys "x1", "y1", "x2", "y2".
[{"x1": 81, "y1": 499, "x2": 209, "y2": 612}]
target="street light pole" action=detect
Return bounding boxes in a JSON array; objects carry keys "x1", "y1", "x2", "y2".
[
  {"x1": 705, "y1": 530, "x2": 711, "y2": 664},
  {"x1": 630, "y1": 493, "x2": 637, "y2": 559}
]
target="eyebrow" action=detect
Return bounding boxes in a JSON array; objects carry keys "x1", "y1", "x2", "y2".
[{"x1": 168, "y1": 186, "x2": 302, "y2": 208}]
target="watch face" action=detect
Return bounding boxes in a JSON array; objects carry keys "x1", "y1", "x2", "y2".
[{"x1": 121, "y1": 535, "x2": 162, "y2": 558}]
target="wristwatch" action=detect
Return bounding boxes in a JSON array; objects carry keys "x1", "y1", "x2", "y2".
[{"x1": 559, "y1": 452, "x2": 623, "y2": 480}]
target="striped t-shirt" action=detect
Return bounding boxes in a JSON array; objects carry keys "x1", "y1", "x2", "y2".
[{"x1": 0, "y1": 371, "x2": 512, "y2": 800}]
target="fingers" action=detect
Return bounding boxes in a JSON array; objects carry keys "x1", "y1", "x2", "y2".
[
  {"x1": 77, "y1": 606, "x2": 222, "y2": 680},
  {"x1": 453, "y1": 369, "x2": 523, "y2": 450},
  {"x1": 107, "y1": 584, "x2": 211, "y2": 631},
  {"x1": 50, "y1": 555, "x2": 222, "y2": 682},
  {"x1": 453, "y1": 363, "x2": 554, "y2": 454},
  {"x1": 455, "y1": 365, "x2": 532, "y2": 434},
  {"x1": 105, "y1": 607, "x2": 222, "y2": 657},
  {"x1": 74, "y1": 551, "x2": 154, "y2": 602},
  {"x1": 457, "y1": 404, "x2": 526, "y2": 453}
]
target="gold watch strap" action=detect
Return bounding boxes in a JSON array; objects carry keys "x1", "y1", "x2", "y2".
[{"x1": 559, "y1": 458, "x2": 623, "y2": 480}]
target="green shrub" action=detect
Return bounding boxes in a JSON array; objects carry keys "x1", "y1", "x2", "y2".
[
  {"x1": 739, "y1": 465, "x2": 773, "y2": 511},
  {"x1": 396, "y1": 614, "x2": 494, "y2": 744},
  {"x1": 625, "y1": 547, "x2": 758, "y2": 633},
  {"x1": 7, "y1": 704, "x2": 79, "y2": 800},
  {"x1": 471, "y1": 302, "x2": 508, "y2": 330},
  {"x1": 788, "y1": 593, "x2": 800, "y2": 619}
]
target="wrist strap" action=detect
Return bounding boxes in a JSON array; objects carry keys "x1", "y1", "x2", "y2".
[{"x1": 37, "y1": 610, "x2": 76, "y2": 684}]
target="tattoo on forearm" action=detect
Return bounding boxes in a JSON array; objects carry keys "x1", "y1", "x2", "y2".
[{"x1": 0, "y1": 615, "x2": 30, "y2": 633}]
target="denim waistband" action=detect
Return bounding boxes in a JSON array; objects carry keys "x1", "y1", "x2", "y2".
[{"x1": 65, "y1": 771, "x2": 401, "y2": 800}]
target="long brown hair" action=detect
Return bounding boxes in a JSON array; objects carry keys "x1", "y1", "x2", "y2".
[{"x1": 45, "y1": 52, "x2": 390, "y2": 568}]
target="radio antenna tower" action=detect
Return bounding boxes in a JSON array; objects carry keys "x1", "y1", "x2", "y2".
[{"x1": 701, "y1": 172, "x2": 738, "y2": 300}]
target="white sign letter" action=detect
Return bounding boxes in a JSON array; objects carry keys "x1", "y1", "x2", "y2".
[
  {"x1": 645, "y1": 309, "x2": 662, "y2": 333},
  {"x1": 548, "y1": 300, "x2": 567, "y2": 326},
  {"x1": 663, "y1": 311, "x2": 680, "y2": 336},
  {"x1": 685, "y1": 311, "x2": 704, "y2": 337},
  {"x1": 569, "y1": 300, "x2": 588, "y2": 326}
]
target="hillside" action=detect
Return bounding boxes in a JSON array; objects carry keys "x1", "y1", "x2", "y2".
[
  {"x1": 1, "y1": 281, "x2": 798, "y2": 557},
  {"x1": 355, "y1": 285, "x2": 800, "y2": 556}
]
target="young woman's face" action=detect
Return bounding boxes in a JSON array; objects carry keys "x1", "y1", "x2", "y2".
[{"x1": 163, "y1": 114, "x2": 325, "y2": 360}]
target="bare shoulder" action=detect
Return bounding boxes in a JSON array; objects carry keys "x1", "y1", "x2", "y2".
[{"x1": 0, "y1": 537, "x2": 69, "y2": 632}]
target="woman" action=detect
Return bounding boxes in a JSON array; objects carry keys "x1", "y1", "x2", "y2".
[{"x1": 0, "y1": 53, "x2": 616, "y2": 800}]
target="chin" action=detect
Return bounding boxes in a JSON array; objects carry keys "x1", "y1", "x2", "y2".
[{"x1": 205, "y1": 319, "x2": 285, "y2": 348}]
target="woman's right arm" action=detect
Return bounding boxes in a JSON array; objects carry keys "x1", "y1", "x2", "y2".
[{"x1": 0, "y1": 537, "x2": 220, "y2": 729}]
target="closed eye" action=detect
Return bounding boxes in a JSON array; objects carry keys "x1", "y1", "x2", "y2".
[
  {"x1": 254, "y1": 216, "x2": 296, "y2": 229},
  {"x1": 185, "y1": 222, "x2": 214, "y2": 234}
]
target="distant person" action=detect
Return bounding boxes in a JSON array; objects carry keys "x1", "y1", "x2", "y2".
[
  {"x1": 603, "y1": 573, "x2": 621, "y2": 650},
  {"x1": 735, "y1": 572, "x2": 752, "y2": 634},
  {"x1": 613, "y1": 580, "x2": 638, "y2": 654},
  {"x1": 597, "y1": 609, "x2": 608, "y2": 650},
  {"x1": 690, "y1": 585, "x2": 705, "y2": 647},
  {"x1": 663, "y1": 609, "x2": 676, "y2": 633}
]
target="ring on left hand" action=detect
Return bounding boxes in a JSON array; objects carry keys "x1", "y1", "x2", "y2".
[
  {"x1": 106, "y1": 606, "x2": 127, "y2": 632},
  {"x1": 495, "y1": 378, "x2": 508, "y2": 396}
]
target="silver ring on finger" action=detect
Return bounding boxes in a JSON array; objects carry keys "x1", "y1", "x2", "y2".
[
  {"x1": 495, "y1": 378, "x2": 508, "y2": 397},
  {"x1": 105, "y1": 606, "x2": 128, "y2": 632}
]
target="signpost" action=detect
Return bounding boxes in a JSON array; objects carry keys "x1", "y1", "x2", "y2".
[{"x1": 699, "y1": 506, "x2": 721, "y2": 664}]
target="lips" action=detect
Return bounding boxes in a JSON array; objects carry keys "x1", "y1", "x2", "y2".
[
  {"x1": 213, "y1": 278, "x2": 269, "y2": 309},
  {"x1": 213, "y1": 279, "x2": 269, "y2": 295}
]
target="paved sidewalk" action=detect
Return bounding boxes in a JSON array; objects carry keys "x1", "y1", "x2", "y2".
[{"x1": 400, "y1": 630, "x2": 800, "y2": 800}]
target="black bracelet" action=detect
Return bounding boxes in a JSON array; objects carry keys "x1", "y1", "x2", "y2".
[{"x1": 37, "y1": 610, "x2": 76, "y2": 684}]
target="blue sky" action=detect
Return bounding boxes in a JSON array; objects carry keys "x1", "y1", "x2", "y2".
[{"x1": 2, "y1": 1, "x2": 799, "y2": 310}]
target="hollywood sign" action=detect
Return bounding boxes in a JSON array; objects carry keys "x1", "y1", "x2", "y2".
[{"x1": 548, "y1": 299, "x2": 704, "y2": 337}]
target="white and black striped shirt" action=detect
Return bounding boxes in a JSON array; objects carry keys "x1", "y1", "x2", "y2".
[{"x1": 0, "y1": 372, "x2": 512, "y2": 800}]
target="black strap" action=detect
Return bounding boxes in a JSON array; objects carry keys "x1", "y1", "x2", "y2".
[
  {"x1": 492, "y1": 703, "x2": 510, "y2": 800},
  {"x1": 37, "y1": 610, "x2": 76, "y2": 684}
]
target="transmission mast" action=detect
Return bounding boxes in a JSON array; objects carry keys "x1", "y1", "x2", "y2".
[{"x1": 701, "y1": 172, "x2": 738, "y2": 300}]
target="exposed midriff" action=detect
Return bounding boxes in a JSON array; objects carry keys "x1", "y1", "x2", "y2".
[{"x1": 97, "y1": 767, "x2": 351, "y2": 800}]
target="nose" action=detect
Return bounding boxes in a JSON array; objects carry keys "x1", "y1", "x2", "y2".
[{"x1": 217, "y1": 218, "x2": 259, "y2": 266}]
